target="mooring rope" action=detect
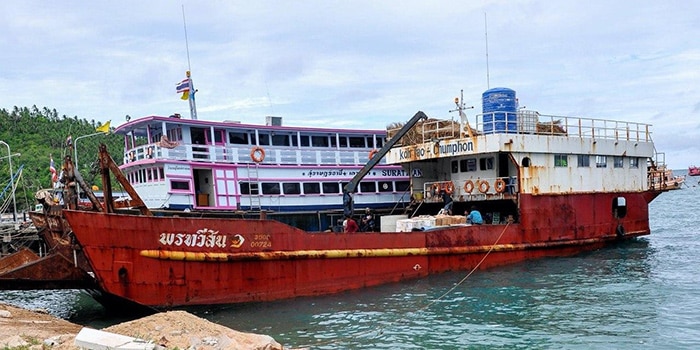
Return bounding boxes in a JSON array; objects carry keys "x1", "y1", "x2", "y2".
[{"x1": 298, "y1": 222, "x2": 511, "y2": 349}]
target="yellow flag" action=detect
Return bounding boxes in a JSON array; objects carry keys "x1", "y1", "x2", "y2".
[
  {"x1": 96, "y1": 120, "x2": 111, "y2": 133},
  {"x1": 181, "y1": 90, "x2": 190, "y2": 100}
]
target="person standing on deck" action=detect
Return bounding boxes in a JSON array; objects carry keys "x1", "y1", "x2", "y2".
[
  {"x1": 441, "y1": 190, "x2": 453, "y2": 215},
  {"x1": 344, "y1": 215, "x2": 359, "y2": 233}
]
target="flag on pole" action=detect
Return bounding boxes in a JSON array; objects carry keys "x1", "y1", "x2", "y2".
[
  {"x1": 50, "y1": 156, "x2": 58, "y2": 183},
  {"x1": 96, "y1": 120, "x2": 111, "y2": 134},
  {"x1": 176, "y1": 78, "x2": 190, "y2": 93}
]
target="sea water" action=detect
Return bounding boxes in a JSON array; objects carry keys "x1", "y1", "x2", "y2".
[{"x1": 2, "y1": 179, "x2": 700, "y2": 349}]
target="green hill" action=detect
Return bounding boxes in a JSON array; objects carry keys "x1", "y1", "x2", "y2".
[{"x1": 0, "y1": 106, "x2": 123, "y2": 214}]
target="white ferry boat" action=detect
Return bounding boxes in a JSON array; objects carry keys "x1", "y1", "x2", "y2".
[{"x1": 113, "y1": 114, "x2": 411, "y2": 230}]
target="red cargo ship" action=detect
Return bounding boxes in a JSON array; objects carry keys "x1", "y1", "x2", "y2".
[{"x1": 60, "y1": 89, "x2": 669, "y2": 309}]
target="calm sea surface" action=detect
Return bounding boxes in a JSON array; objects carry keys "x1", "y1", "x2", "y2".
[{"x1": 2, "y1": 179, "x2": 699, "y2": 349}]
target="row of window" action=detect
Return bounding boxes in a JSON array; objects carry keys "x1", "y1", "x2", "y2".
[
  {"x1": 239, "y1": 180, "x2": 410, "y2": 195},
  {"x1": 554, "y1": 154, "x2": 640, "y2": 168},
  {"x1": 127, "y1": 167, "x2": 165, "y2": 184},
  {"x1": 149, "y1": 127, "x2": 384, "y2": 149},
  {"x1": 450, "y1": 157, "x2": 495, "y2": 173}
]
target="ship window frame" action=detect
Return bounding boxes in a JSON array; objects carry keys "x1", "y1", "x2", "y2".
[
  {"x1": 170, "y1": 180, "x2": 190, "y2": 191},
  {"x1": 629, "y1": 157, "x2": 639, "y2": 168},
  {"x1": 613, "y1": 156, "x2": 624, "y2": 168},
  {"x1": 258, "y1": 133, "x2": 271, "y2": 146},
  {"x1": 300, "y1": 135, "x2": 310, "y2": 147},
  {"x1": 349, "y1": 136, "x2": 366, "y2": 148},
  {"x1": 395, "y1": 180, "x2": 410, "y2": 192},
  {"x1": 577, "y1": 154, "x2": 590, "y2": 167},
  {"x1": 451, "y1": 160, "x2": 459, "y2": 173},
  {"x1": 479, "y1": 157, "x2": 494, "y2": 170},
  {"x1": 261, "y1": 182, "x2": 281, "y2": 195},
  {"x1": 303, "y1": 182, "x2": 321, "y2": 194},
  {"x1": 282, "y1": 182, "x2": 301, "y2": 195},
  {"x1": 272, "y1": 134, "x2": 291, "y2": 146},
  {"x1": 595, "y1": 155, "x2": 608, "y2": 168},
  {"x1": 229, "y1": 131, "x2": 250, "y2": 145},
  {"x1": 378, "y1": 181, "x2": 393, "y2": 192},
  {"x1": 311, "y1": 135, "x2": 329, "y2": 147},
  {"x1": 359, "y1": 181, "x2": 377, "y2": 193},
  {"x1": 554, "y1": 154, "x2": 568, "y2": 167},
  {"x1": 322, "y1": 182, "x2": 340, "y2": 194}
]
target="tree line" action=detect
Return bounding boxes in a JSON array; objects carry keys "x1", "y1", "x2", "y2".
[{"x1": 0, "y1": 105, "x2": 123, "y2": 213}]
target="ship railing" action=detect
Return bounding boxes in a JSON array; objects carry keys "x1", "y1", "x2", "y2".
[
  {"x1": 422, "y1": 177, "x2": 518, "y2": 204},
  {"x1": 123, "y1": 143, "x2": 390, "y2": 166},
  {"x1": 466, "y1": 112, "x2": 653, "y2": 143}
]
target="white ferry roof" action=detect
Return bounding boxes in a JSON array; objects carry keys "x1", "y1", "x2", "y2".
[{"x1": 114, "y1": 115, "x2": 387, "y2": 137}]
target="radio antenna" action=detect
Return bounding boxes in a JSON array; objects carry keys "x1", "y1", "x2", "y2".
[
  {"x1": 181, "y1": 5, "x2": 198, "y2": 119},
  {"x1": 484, "y1": 12, "x2": 490, "y2": 89}
]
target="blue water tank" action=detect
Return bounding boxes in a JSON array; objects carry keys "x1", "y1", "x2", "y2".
[{"x1": 482, "y1": 87, "x2": 517, "y2": 134}]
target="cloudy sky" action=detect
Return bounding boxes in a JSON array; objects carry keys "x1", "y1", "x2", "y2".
[{"x1": 1, "y1": 1, "x2": 698, "y2": 168}]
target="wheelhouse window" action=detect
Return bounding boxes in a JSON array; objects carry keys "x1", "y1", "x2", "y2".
[
  {"x1": 479, "y1": 157, "x2": 494, "y2": 170},
  {"x1": 300, "y1": 135, "x2": 310, "y2": 147},
  {"x1": 613, "y1": 156, "x2": 624, "y2": 168},
  {"x1": 460, "y1": 158, "x2": 477, "y2": 172},
  {"x1": 554, "y1": 154, "x2": 568, "y2": 167},
  {"x1": 451, "y1": 160, "x2": 459, "y2": 173},
  {"x1": 596, "y1": 155, "x2": 607, "y2": 168},
  {"x1": 577, "y1": 155, "x2": 590, "y2": 167},
  {"x1": 630, "y1": 157, "x2": 640, "y2": 168}
]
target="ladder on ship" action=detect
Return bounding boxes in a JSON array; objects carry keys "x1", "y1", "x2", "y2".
[{"x1": 247, "y1": 163, "x2": 261, "y2": 211}]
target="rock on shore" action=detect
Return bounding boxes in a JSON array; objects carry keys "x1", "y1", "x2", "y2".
[{"x1": 0, "y1": 303, "x2": 283, "y2": 350}]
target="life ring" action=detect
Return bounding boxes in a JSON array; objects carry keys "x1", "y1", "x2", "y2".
[
  {"x1": 250, "y1": 146, "x2": 265, "y2": 163},
  {"x1": 463, "y1": 180, "x2": 474, "y2": 194},
  {"x1": 368, "y1": 149, "x2": 378, "y2": 160},
  {"x1": 478, "y1": 180, "x2": 490, "y2": 194},
  {"x1": 442, "y1": 181, "x2": 455, "y2": 194},
  {"x1": 494, "y1": 178, "x2": 506, "y2": 193}
]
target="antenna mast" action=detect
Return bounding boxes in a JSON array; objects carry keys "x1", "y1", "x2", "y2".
[
  {"x1": 182, "y1": 5, "x2": 198, "y2": 120},
  {"x1": 484, "y1": 12, "x2": 490, "y2": 89}
]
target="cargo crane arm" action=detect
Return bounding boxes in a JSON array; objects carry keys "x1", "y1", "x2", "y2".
[{"x1": 342, "y1": 111, "x2": 428, "y2": 217}]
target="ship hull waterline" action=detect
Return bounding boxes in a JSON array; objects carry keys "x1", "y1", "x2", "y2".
[{"x1": 63, "y1": 191, "x2": 657, "y2": 309}]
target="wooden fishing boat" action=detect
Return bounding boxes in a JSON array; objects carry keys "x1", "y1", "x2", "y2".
[{"x1": 55, "y1": 88, "x2": 670, "y2": 309}]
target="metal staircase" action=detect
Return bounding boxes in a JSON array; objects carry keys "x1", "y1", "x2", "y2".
[{"x1": 247, "y1": 163, "x2": 261, "y2": 210}]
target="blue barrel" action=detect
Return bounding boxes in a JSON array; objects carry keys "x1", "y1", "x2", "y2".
[{"x1": 482, "y1": 87, "x2": 517, "y2": 134}]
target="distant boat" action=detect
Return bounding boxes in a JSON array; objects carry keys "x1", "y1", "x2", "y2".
[
  {"x1": 651, "y1": 167, "x2": 685, "y2": 190},
  {"x1": 688, "y1": 166, "x2": 700, "y2": 176}
]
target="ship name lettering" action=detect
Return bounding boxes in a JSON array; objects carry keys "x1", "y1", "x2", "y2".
[{"x1": 159, "y1": 228, "x2": 229, "y2": 248}]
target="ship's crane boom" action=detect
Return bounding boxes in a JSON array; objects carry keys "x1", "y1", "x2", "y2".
[{"x1": 342, "y1": 111, "x2": 428, "y2": 217}]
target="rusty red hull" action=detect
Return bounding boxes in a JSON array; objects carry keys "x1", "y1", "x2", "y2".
[{"x1": 62, "y1": 191, "x2": 657, "y2": 309}]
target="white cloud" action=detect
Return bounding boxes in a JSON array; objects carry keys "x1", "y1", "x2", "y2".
[{"x1": 0, "y1": 0, "x2": 699, "y2": 168}]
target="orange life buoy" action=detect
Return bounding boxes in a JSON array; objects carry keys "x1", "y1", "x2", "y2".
[
  {"x1": 442, "y1": 181, "x2": 455, "y2": 194},
  {"x1": 494, "y1": 178, "x2": 506, "y2": 193},
  {"x1": 463, "y1": 180, "x2": 474, "y2": 194},
  {"x1": 368, "y1": 149, "x2": 378, "y2": 160},
  {"x1": 250, "y1": 146, "x2": 265, "y2": 163},
  {"x1": 478, "y1": 180, "x2": 490, "y2": 194}
]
